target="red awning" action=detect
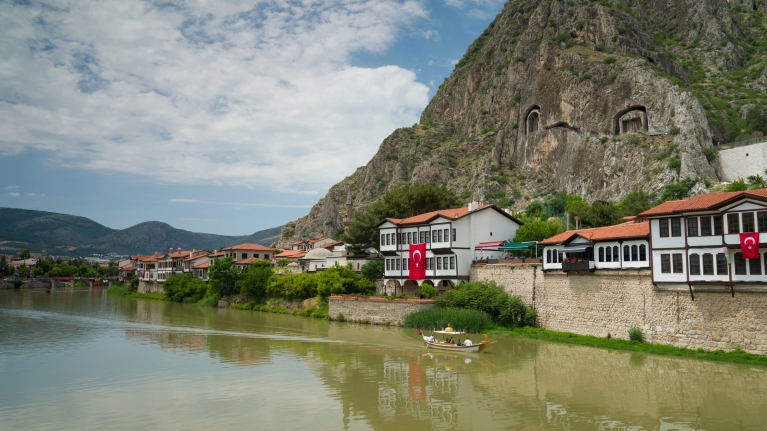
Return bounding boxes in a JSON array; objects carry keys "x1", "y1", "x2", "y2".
[{"x1": 475, "y1": 241, "x2": 507, "y2": 249}]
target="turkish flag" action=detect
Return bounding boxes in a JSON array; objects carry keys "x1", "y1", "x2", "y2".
[
  {"x1": 409, "y1": 243, "x2": 426, "y2": 280},
  {"x1": 740, "y1": 233, "x2": 760, "y2": 259}
]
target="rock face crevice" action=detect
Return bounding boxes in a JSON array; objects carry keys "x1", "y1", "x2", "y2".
[{"x1": 278, "y1": 0, "x2": 765, "y2": 245}]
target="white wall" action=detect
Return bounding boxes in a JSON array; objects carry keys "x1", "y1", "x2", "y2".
[{"x1": 718, "y1": 140, "x2": 767, "y2": 182}]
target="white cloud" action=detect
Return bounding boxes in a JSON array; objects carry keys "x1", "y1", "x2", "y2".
[
  {"x1": 27, "y1": 192, "x2": 36, "y2": 196},
  {"x1": 3, "y1": 185, "x2": 19, "y2": 190},
  {"x1": 8, "y1": 192, "x2": 20, "y2": 197},
  {"x1": 0, "y1": 0, "x2": 431, "y2": 194},
  {"x1": 421, "y1": 29, "x2": 440, "y2": 41},
  {"x1": 170, "y1": 198, "x2": 311, "y2": 209}
]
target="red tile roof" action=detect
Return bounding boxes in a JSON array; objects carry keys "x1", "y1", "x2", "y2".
[
  {"x1": 137, "y1": 255, "x2": 158, "y2": 262},
  {"x1": 276, "y1": 250, "x2": 307, "y2": 259},
  {"x1": 183, "y1": 251, "x2": 210, "y2": 262},
  {"x1": 308, "y1": 237, "x2": 329, "y2": 244},
  {"x1": 208, "y1": 251, "x2": 225, "y2": 258},
  {"x1": 380, "y1": 204, "x2": 520, "y2": 226},
  {"x1": 639, "y1": 188, "x2": 767, "y2": 217},
  {"x1": 539, "y1": 221, "x2": 650, "y2": 245},
  {"x1": 193, "y1": 262, "x2": 210, "y2": 269},
  {"x1": 222, "y1": 243, "x2": 276, "y2": 252}
]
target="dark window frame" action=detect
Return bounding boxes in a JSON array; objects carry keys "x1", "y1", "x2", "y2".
[
  {"x1": 639, "y1": 244, "x2": 646, "y2": 261},
  {"x1": 700, "y1": 216, "x2": 712, "y2": 236},
  {"x1": 713, "y1": 216, "x2": 723, "y2": 235},
  {"x1": 661, "y1": 254, "x2": 671, "y2": 273},
  {"x1": 599, "y1": 247, "x2": 604, "y2": 262},
  {"x1": 659, "y1": 219, "x2": 669, "y2": 237},
  {"x1": 689, "y1": 254, "x2": 700, "y2": 275},
  {"x1": 728, "y1": 214, "x2": 740, "y2": 234},
  {"x1": 613, "y1": 246, "x2": 619, "y2": 262},
  {"x1": 631, "y1": 245, "x2": 638, "y2": 261},
  {"x1": 734, "y1": 253, "x2": 747, "y2": 275},
  {"x1": 716, "y1": 253, "x2": 728, "y2": 275},
  {"x1": 623, "y1": 245, "x2": 630, "y2": 262},
  {"x1": 702, "y1": 253, "x2": 714, "y2": 275},
  {"x1": 672, "y1": 253, "x2": 683, "y2": 273},
  {"x1": 749, "y1": 255, "x2": 762, "y2": 275},
  {"x1": 743, "y1": 212, "x2": 755, "y2": 233},
  {"x1": 671, "y1": 218, "x2": 682, "y2": 237},
  {"x1": 687, "y1": 217, "x2": 699, "y2": 237},
  {"x1": 759, "y1": 212, "x2": 767, "y2": 233}
]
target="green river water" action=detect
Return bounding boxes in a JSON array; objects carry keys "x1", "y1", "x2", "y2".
[{"x1": 1, "y1": 287, "x2": 766, "y2": 430}]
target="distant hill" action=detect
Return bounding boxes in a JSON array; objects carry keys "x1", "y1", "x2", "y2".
[
  {"x1": 0, "y1": 207, "x2": 283, "y2": 256},
  {"x1": 0, "y1": 207, "x2": 116, "y2": 246}
]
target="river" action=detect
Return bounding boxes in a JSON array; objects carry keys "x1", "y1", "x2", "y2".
[{"x1": 1, "y1": 287, "x2": 766, "y2": 430}]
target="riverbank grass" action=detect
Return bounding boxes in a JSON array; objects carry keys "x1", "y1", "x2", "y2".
[
  {"x1": 494, "y1": 326, "x2": 767, "y2": 366},
  {"x1": 107, "y1": 285, "x2": 167, "y2": 301},
  {"x1": 403, "y1": 307, "x2": 492, "y2": 333}
]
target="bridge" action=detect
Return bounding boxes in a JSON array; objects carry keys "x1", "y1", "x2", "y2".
[{"x1": 1, "y1": 277, "x2": 119, "y2": 290}]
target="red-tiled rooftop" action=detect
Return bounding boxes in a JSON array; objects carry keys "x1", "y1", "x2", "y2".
[
  {"x1": 234, "y1": 257, "x2": 267, "y2": 265},
  {"x1": 276, "y1": 250, "x2": 307, "y2": 259},
  {"x1": 539, "y1": 221, "x2": 650, "y2": 245},
  {"x1": 381, "y1": 204, "x2": 518, "y2": 226},
  {"x1": 222, "y1": 243, "x2": 276, "y2": 252},
  {"x1": 639, "y1": 188, "x2": 767, "y2": 217},
  {"x1": 193, "y1": 262, "x2": 210, "y2": 269}
]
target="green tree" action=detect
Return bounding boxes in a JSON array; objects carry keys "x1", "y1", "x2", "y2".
[
  {"x1": 129, "y1": 276, "x2": 139, "y2": 292},
  {"x1": 35, "y1": 258, "x2": 54, "y2": 275},
  {"x1": 418, "y1": 283, "x2": 438, "y2": 298},
  {"x1": 582, "y1": 200, "x2": 620, "y2": 227},
  {"x1": 618, "y1": 191, "x2": 656, "y2": 218},
  {"x1": 19, "y1": 250, "x2": 31, "y2": 260},
  {"x1": 525, "y1": 200, "x2": 544, "y2": 217},
  {"x1": 514, "y1": 219, "x2": 562, "y2": 242},
  {"x1": 164, "y1": 274, "x2": 208, "y2": 303},
  {"x1": 240, "y1": 261, "x2": 273, "y2": 298},
  {"x1": 19, "y1": 265, "x2": 30, "y2": 278},
  {"x1": 360, "y1": 259, "x2": 384, "y2": 281},
  {"x1": 342, "y1": 183, "x2": 461, "y2": 253},
  {"x1": 0, "y1": 255, "x2": 7, "y2": 278},
  {"x1": 208, "y1": 257, "x2": 240, "y2": 297},
  {"x1": 660, "y1": 178, "x2": 696, "y2": 201},
  {"x1": 435, "y1": 281, "x2": 536, "y2": 328},
  {"x1": 747, "y1": 104, "x2": 767, "y2": 135}
]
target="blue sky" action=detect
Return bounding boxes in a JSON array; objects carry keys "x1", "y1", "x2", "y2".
[{"x1": 0, "y1": 0, "x2": 505, "y2": 236}]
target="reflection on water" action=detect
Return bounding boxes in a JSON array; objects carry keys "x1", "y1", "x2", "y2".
[{"x1": 2, "y1": 288, "x2": 767, "y2": 430}]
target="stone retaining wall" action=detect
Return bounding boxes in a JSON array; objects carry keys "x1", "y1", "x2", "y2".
[
  {"x1": 328, "y1": 296, "x2": 435, "y2": 326},
  {"x1": 472, "y1": 263, "x2": 767, "y2": 354},
  {"x1": 138, "y1": 280, "x2": 164, "y2": 293}
]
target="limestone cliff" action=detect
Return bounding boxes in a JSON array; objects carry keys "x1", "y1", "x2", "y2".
[{"x1": 278, "y1": 0, "x2": 767, "y2": 246}]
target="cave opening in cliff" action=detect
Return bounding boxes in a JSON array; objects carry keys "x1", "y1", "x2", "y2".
[
  {"x1": 614, "y1": 106, "x2": 647, "y2": 135},
  {"x1": 525, "y1": 106, "x2": 541, "y2": 135}
]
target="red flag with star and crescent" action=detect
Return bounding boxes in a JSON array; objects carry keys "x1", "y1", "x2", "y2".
[
  {"x1": 409, "y1": 243, "x2": 426, "y2": 280},
  {"x1": 740, "y1": 232, "x2": 760, "y2": 260}
]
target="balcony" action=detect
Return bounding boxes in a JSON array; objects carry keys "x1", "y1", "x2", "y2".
[{"x1": 562, "y1": 260, "x2": 595, "y2": 271}]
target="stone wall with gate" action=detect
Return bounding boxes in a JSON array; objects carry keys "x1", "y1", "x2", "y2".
[{"x1": 472, "y1": 263, "x2": 767, "y2": 354}]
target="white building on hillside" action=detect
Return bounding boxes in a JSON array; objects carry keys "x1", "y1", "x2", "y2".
[
  {"x1": 638, "y1": 189, "x2": 767, "y2": 290},
  {"x1": 378, "y1": 202, "x2": 522, "y2": 295}
]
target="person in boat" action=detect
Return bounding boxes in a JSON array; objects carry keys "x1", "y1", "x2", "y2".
[
  {"x1": 464, "y1": 337, "x2": 472, "y2": 347},
  {"x1": 456, "y1": 339, "x2": 463, "y2": 346}
]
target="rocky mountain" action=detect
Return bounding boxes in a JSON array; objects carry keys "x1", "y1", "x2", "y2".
[
  {"x1": 277, "y1": 0, "x2": 767, "y2": 246},
  {"x1": 0, "y1": 207, "x2": 282, "y2": 256}
]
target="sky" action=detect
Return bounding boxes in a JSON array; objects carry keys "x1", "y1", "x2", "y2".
[{"x1": 0, "y1": 0, "x2": 506, "y2": 236}]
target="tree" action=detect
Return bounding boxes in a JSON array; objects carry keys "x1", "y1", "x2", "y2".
[
  {"x1": 582, "y1": 200, "x2": 620, "y2": 228},
  {"x1": 240, "y1": 261, "x2": 273, "y2": 298},
  {"x1": 208, "y1": 257, "x2": 240, "y2": 297},
  {"x1": 129, "y1": 276, "x2": 139, "y2": 292},
  {"x1": 725, "y1": 178, "x2": 749, "y2": 192},
  {"x1": 525, "y1": 201, "x2": 544, "y2": 217},
  {"x1": 164, "y1": 274, "x2": 208, "y2": 303},
  {"x1": 18, "y1": 265, "x2": 30, "y2": 278},
  {"x1": 19, "y1": 250, "x2": 31, "y2": 260},
  {"x1": 514, "y1": 219, "x2": 562, "y2": 242},
  {"x1": 659, "y1": 178, "x2": 696, "y2": 202},
  {"x1": 618, "y1": 191, "x2": 656, "y2": 218},
  {"x1": 360, "y1": 259, "x2": 384, "y2": 281},
  {"x1": 342, "y1": 183, "x2": 461, "y2": 253},
  {"x1": 0, "y1": 255, "x2": 7, "y2": 277}
]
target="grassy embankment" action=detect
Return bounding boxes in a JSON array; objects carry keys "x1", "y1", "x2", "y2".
[
  {"x1": 489, "y1": 326, "x2": 767, "y2": 367},
  {"x1": 106, "y1": 284, "x2": 328, "y2": 318},
  {"x1": 107, "y1": 285, "x2": 167, "y2": 301}
]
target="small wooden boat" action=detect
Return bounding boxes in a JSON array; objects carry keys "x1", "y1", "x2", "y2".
[{"x1": 421, "y1": 325, "x2": 496, "y2": 353}]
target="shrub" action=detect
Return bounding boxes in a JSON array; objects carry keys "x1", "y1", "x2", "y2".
[
  {"x1": 129, "y1": 276, "x2": 138, "y2": 292},
  {"x1": 335, "y1": 313, "x2": 345, "y2": 322},
  {"x1": 195, "y1": 294, "x2": 217, "y2": 306},
  {"x1": 669, "y1": 126, "x2": 681, "y2": 135},
  {"x1": 164, "y1": 274, "x2": 208, "y2": 303},
  {"x1": 726, "y1": 178, "x2": 749, "y2": 192},
  {"x1": 667, "y1": 157, "x2": 681, "y2": 173},
  {"x1": 434, "y1": 281, "x2": 536, "y2": 328},
  {"x1": 419, "y1": 283, "x2": 439, "y2": 298},
  {"x1": 603, "y1": 56, "x2": 617, "y2": 64},
  {"x1": 403, "y1": 307, "x2": 493, "y2": 333},
  {"x1": 703, "y1": 147, "x2": 718, "y2": 162},
  {"x1": 628, "y1": 326, "x2": 644, "y2": 342}
]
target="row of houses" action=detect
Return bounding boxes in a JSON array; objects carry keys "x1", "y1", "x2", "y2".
[
  {"x1": 381, "y1": 189, "x2": 767, "y2": 292},
  {"x1": 117, "y1": 238, "x2": 379, "y2": 284}
]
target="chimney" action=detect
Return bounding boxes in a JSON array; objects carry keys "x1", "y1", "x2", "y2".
[
  {"x1": 468, "y1": 201, "x2": 479, "y2": 212},
  {"x1": 177, "y1": 248, "x2": 180, "y2": 252},
  {"x1": 169, "y1": 248, "x2": 172, "y2": 253}
]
